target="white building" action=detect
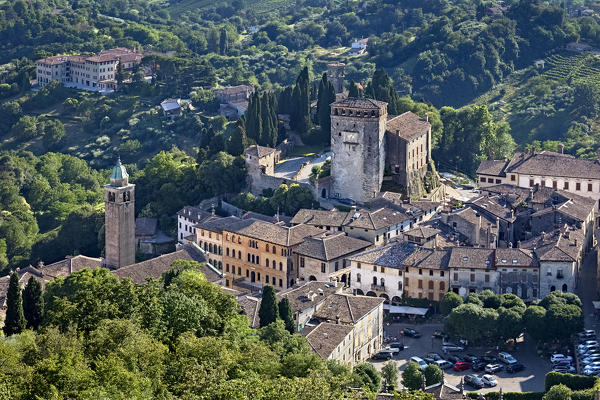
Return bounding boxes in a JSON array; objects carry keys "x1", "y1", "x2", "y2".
[{"x1": 176, "y1": 206, "x2": 214, "y2": 243}]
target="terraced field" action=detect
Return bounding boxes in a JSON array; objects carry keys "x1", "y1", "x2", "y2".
[{"x1": 543, "y1": 52, "x2": 600, "y2": 87}]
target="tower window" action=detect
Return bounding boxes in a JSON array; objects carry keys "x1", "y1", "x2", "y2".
[{"x1": 108, "y1": 192, "x2": 115, "y2": 202}]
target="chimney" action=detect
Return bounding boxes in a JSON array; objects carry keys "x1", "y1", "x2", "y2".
[
  {"x1": 336, "y1": 315, "x2": 340, "y2": 324},
  {"x1": 425, "y1": 114, "x2": 429, "y2": 122},
  {"x1": 558, "y1": 143, "x2": 564, "y2": 154},
  {"x1": 516, "y1": 240, "x2": 521, "y2": 248}
]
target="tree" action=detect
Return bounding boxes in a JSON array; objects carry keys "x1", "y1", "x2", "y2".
[
  {"x1": 496, "y1": 307, "x2": 523, "y2": 341},
  {"x1": 440, "y1": 292, "x2": 463, "y2": 316},
  {"x1": 366, "y1": 69, "x2": 401, "y2": 114},
  {"x1": 42, "y1": 119, "x2": 66, "y2": 148},
  {"x1": 316, "y1": 73, "x2": 336, "y2": 134},
  {"x1": 259, "y1": 285, "x2": 279, "y2": 327},
  {"x1": 219, "y1": 27, "x2": 228, "y2": 55},
  {"x1": 227, "y1": 117, "x2": 247, "y2": 156},
  {"x1": 543, "y1": 384, "x2": 572, "y2": 400},
  {"x1": 198, "y1": 152, "x2": 247, "y2": 196},
  {"x1": 116, "y1": 61, "x2": 125, "y2": 86},
  {"x1": 523, "y1": 305, "x2": 547, "y2": 342},
  {"x1": 291, "y1": 67, "x2": 311, "y2": 134},
  {"x1": 424, "y1": 363, "x2": 443, "y2": 386},
  {"x1": 3, "y1": 271, "x2": 26, "y2": 336},
  {"x1": 401, "y1": 361, "x2": 423, "y2": 390},
  {"x1": 278, "y1": 297, "x2": 295, "y2": 333},
  {"x1": 348, "y1": 80, "x2": 360, "y2": 98},
  {"x1": 352, "y1": 363, "x2": 382, "y2": 392},
  {"x1": 382, "y1": 360, "x2": 399, "y2": 391},
  {"x1": 11, "y1": 115, "x2": 38, "y2": 140},
  {"x1": 22, "y1": 276, "x2": 44, "y2": 330}
]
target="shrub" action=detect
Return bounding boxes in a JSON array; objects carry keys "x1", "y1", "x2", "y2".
[{"x1": 545, "y1": 372, "x2": 598, "y2": 392}]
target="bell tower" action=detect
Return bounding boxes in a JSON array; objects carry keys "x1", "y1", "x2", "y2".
[{"x1": 104, "y1": 158, "x2": 135, "y2": 269}]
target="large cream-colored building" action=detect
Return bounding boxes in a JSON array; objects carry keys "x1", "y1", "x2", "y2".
[{"x1": 403, "y1": 248, "x2": 450, "y2": 301}]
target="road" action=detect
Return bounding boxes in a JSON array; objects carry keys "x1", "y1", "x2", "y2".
[
  {"x1": 577, "y1": 250, "x2": 599, "y2": 330},
  {"x1": 371, "y1": 321, "x2": 551, "y2": 393},
  {"x1": 273, "y1": 152, "x2": 330, "y2": 183}
]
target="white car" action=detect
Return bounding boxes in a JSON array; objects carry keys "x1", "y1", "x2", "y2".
[
  {"x1": 583, "y1": 356, "x2": 600, "y2": 364},
  {"x1": 385, "y1": 346, "x2": 400, "y2": 354},
  {"x1": 442, "y1": 343, "x2": 465, "y2": 352},
  {"x1": 481, "y1": 374, "x2": 498, "y2": 387},
  {"x1": 551, "y1": 354, "x2": 573, "y2": 364},
  {"x1": 584, "y1": 365, "x2": 600, "y2": 375},
  {"x1": 435, "y1": 360, "x2": 453, "y2": 370},
  {"x1": 579, "y1": 341, "x2": 599, "y2": 349},
  {"x1": 498, "y1": 352, "x2": 517, "y2": 365}
]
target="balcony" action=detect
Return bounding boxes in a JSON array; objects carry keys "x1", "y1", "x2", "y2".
[{"x1": 370, "y1": 284, "x2": 386, "y2": 293}]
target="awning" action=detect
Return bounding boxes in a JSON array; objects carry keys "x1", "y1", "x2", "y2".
[{"x1": 384, "y1": 304, "x2": 429, "y2": 316}]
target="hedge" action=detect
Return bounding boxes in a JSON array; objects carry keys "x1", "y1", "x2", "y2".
[
  {"x1": 545, "y1": 372, "x2": 599, "y2": 392},
  {"x1": 466, "y1": 392, "x2": 544, "y2": 400}
]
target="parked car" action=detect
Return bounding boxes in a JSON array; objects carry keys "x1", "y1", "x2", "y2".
[
  {"x1": 481, "y1": 355, "x2": 499, "y2": 364},
  {"x1": 578, "y1": 330, "x2": 596, "y2": 341},
  {"x1": 553, "y1": 365, "x2": 576, "y2": 374},
  {"x1": 481, "y1": 374, "x2": 498, "y2": 387},
  {"x1": 485, "y1": 364, "x2": 503, "y2": 373},
  {"x1": 447, "y1": 355, "x2": 463, "y2": 364},
  {"x1": 443, "y1": 344, "x2": 465, "y2": 352},
  {"x1": 578, "y1": 341, "x2": 599, "y2": 349},
  {"x1": 465, "y1": 354, "x2": 479, "y2": 363},
  {"x1": 506, "y1": 363, "x2": 525, "y2": 373},
  {"x1": 433, "y1": 330, "x2": 448, "y2": 339},
  {"x1": 436, "y1": 360, "x2": 453, "y2": 370},
  {"x1": 471, "y1": 362, "x2": 486, "y2": 372},
  {"x1": 498, "y1": 352, "x2": 517, "y2": 365},
  {"x1": 384, "y1": 346, "x2": 400, "y2": 355},
  {"x1": 582, "y1": 356, "x2": 600, "y2": 365},
  {"x1": 389, "y1": 342, "x2": 405, "y2": 351},
  {"x1": 427, "y1": 353, "x2": 444, "y2": 361},
  {"x1": 403, "y1": 328, "x2": 422, "y2": 338},
  {"x1": 579, "y1": 346, "x2": 600, "y2": 355},
  {"x1": 337, "y1": 198, "x2": 356, "y2": 206},
  {"x1": 583, "y1": 365, "x2": 600, "y2": 375},
  {"x1": 551, "y1": 354, "x2": 573, "y2": 364},
  {"x1": 410, "y1": 357, "x2": 428, "y2": 370},
  {"x1": 424, "y1": 357, "x2": 436, "y2": 365},
  {"x1": 373, "y1": 350, "x2": 394, "y2": 360},
  {"x1": 464, "y1": 374, "x2": 484, "y2": 389},
  {"x1": 453, "y1": 361, "x2": 473, "y2": 371}
]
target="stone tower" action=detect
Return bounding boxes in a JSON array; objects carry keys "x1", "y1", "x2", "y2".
[
  {"x1": 330, "y1": 98, "x2": 388, "y2": 203},
  {"x1": 327, "y1": 63, "x2": 345, "y2": 94},
  {"x1": 104, "y1": 158, "x2": 135, "y2": 269}
]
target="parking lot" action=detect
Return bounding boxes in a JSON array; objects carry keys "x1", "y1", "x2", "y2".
[{"x1": 371, "y1": 321, "x2": 552, "y2": 392}]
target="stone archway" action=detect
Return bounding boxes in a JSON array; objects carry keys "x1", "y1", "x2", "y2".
[
  {"x1": 392, "y1": 296, "x2": 402, "y2": 305},
  {"x1": 380, "y1": 293, "x2": 390, "y2": 304},
  {"x1": 356, "y1": 289, "x2": 364, "y2": 295},
  {"x1": 562, "y1": 284, "x2": 568, "y2": 292},
  {"x1": 309, "y1": 275, "x2": 317, "y2": 281},
  {"x1": 550, "y1": 285, "x2": 556, "y2": 292},
  {"x1": 366, "y1": 291, "x2": 377, "y2": 297},
  {"x1": 321, "y1": 188, "x2": 327, "y2": 198}
]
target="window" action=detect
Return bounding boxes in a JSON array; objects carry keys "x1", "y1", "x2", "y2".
[
  {"x1": 557, "y1": 268, "x2": 564, "y2": 279},
  {"x1": 405, "y1": 278, "x2": 409, "y2": 286},
  {"x1": 496, "y1": 179, "x2": 501, "y2": 184},
  {"x1": 480, "y1": 177, "x2": 486, "y2": 182},
  {"x1": 380, "y1": 266, "x2": 385, "y2": 273},
  {"x1": 453, "y1": 273, "x2": 458, "y2": 281},
  {"x1": 246, "y1": 270, "x2": 249, "y2": 278},
  {"x1": 529, "y1": 179, "x2": 534, "y2": 187},
  {"x1": 440, "y1": 271, "x2": 444, "y2": 277},
  {"x1": 428, "y1": 281, "x2": 434, "y2": 289},
  {"x1": 419, "y1": 269, "x2": 423, "y2": 275},
  {"x1": 380, "y1": 278, "x2": 385, "y2": 287},
  {"x1": 238, "y1": 267, "x2": 241, "y2": 275},
  {"x1": 321, "y1": 263, "x2": 326, "y2": 273},
  {"x1": 373, "y1": 277, "x2": 377, "y2": 285},
  {"x1": 418, "y1": 280, "x2": 423, "y2": 289},
  {"x1": 589, "y1": 183, "x2": 593, "y2": 192},
  {"x1": 272, "y1": 260, "x2": 276, "y2": 269},
  {"x1": 272, "y1": 277, "x2": 276, "y2": 285},
  {"x1": 398, "y1": 281, "x2": 402, "y2": 290},
  {"x1": 279, "y1": 279, "x2": 283, "y2": 287},
  {"x1": 398, "y1": 270, "x2": 402, "y2": 276},
  {"x1": 511, "y1": 175, "x2": 516, "y2": 181},
  {"x1": 470, "y1": 273, "x2": 475, "y2": 282},
  {"x1": 429, "y1": 270, "x2": 433, "y2": 276},
  {"x1": 373, "y1": 266, "x2": 377, "y2": 272},
  {"x1": 440, "y1": 282, "x2": 445, "y2": 291},
  {"x1": 335, "y1": 261, "x2": 339, "y2": 271},
  {"x1": 266, "y1": 258, "x2": 270, "y2": 267},
  {"x1": 300, "y1": 257, "x2": 305, "y2": 268},
  {"x1": 226, "y1": 264, "x2": 229, "y2": 272},
  {"x1": 485, "y1": 274, "x2": 489, "y2": 283},
  {"x1": 576, "y1": 182, "x2": 581, "y2": 191},
  {"x1": 266, "y1": 274, "x2": 269, "y2": 283},
  {"x1": 279, "y1": 262, "x2": 283, "y2": 271},
  {"x1": 564, "y1": 182, "x2": 569, "y2": 190},
  {"x1": 356, "y1": 273, "x2": 361, "y2": 282},
  {"x1": 357, "y1": 262, "x2": 361, "y2": 269},
  {"x1": 226, "y1": 248, "x2": 230, "y2": 257},
  {"x1": 265, "y1": 244, "x2": 270, "y2": 252},
  {"x1": 553, "y1": 181, "x2": 557, "y2": 189}
]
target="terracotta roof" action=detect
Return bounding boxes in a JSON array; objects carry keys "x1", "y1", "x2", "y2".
[
  {"x1": 291, "y1": 209, "x2": 349, "y2": 227},
  {"x1": 424, "y1": 382, "x2": 463, "y2": 400},
  {"x1": 313, "y1": 293, "x2": 384, "y2": 324},
  {"x1": 403, "y1": 248, "x2": 451, "y2": 270},
  {"x1": 348, "y1": 241, "x2": 416, "y2": 268},
  {"x1": 477, "y1": 159, "x2": 510, "y2": 176},
  {"x1": 331, "y1": 97, "x2": 387, "y2": 109},
  {"x1": 241, "y1": 211, "x2": 292, "y2": 225},
  {"x1": 245, "y1": 145, "x2": 276, "y2": 158},
  {"x1": 386, "y1": 111, "x2": 431, "y2": 140},
  {"x1": 293, "y1": 232, "x2": 371, "y2": 261},
  {"x1": 37, "y1": 56, "x2": 68, "y2": 65},
  {"x1": 278, "y1": 281, "x2": 342, "y2": 314},
  {"x1": 495, "y1": 248, "x2": 537, "y2": 267},
  {"x1": 226, "y1": 219, "x2": 325, "y2": 247},
  {"x1": 237, "y1": 295, "x2": 261, "y2": 328},
  {"x1": 112, "y1": 244, "x2": 221, "y2": 284},
  {"x1": 343, "y1": 207, "x2": 411, "y2": 230},
  {"x1": 521, "y1": 225, "x2": 584, "y2": 262},
  {"x1": 86, "y1": 54, "x2": 119, "y2": 63},
  {"x1": 304, "y1": 322, "x2": 354, "y2": 359},
  {"x1": 448, "y1": 247, "x2": 495, "y2": 270}
]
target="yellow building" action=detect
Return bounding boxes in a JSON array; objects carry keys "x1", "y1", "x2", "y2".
[{"x1": 403, "y1": 248, "x2": 451, "y2": 301}]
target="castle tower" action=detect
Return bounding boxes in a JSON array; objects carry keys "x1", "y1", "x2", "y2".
[
  {"x1": 327, "y1": 63, "x2": 345, "y2": 94},
  {"x1": 330, "y1": 98, "x2": 388, "y2": 203},
  {"x1": 104, "y1": 158, "x2": 135, "y2": 269}
]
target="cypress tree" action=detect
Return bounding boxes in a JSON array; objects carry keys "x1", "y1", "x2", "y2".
[
  {"x1": 278, "y1": 298, "x2": 295, "y2": 333},
  {"x1": 228, "y1": 117, "x2": 247, "y2": 156},
  {"x1": 3, "y1": 271, "x2": 25, "y2": 336},
  {"x1": 219, "y1": 27, "x2": 228, "y2": 55},
  {"x1": 259, "y1": 285, "x2": 279, "y2": 327},
  {"x1": 268, "y1": 92, "x2": 279, "y2": 146},
  {"x1": 22, "y1": 276, "x2": 44, "y2": 330},
  {"x1": 291, "y1": 67, "x2": 311, "y2": 134},
  {"x1": 260, "y1": 93, "x2": 274, "y2": 147},
  {"x1": 316, "y1": 73, "x2": 336, "y2": 134},
  {"x1": 246, "y1": 92, "x2": 262, "y2": 142},
  {"x1": 366, "y1": 69, "x2": 401, "y2": 114},
  {"x1": 349, "y1": 80, "x2": 360, "y2": 98}
]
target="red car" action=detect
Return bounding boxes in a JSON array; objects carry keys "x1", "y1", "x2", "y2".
[{"x1": 453, "y1": 361, "x2": 473, "y2": 371}]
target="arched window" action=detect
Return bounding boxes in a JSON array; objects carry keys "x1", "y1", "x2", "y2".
[
  {"x1": 272, "y1": 260, "x2": 276, "y2": 269},
  {"x1": 266, "y1": 244, "x2": 270, "y2": 252},
  {"x1": 279, "y1": 262, "x2": 283, "y2": 271},
  {"x1": 562, "y1": 284, "x2": 568, "y2": 292},
  {"x1": 266, "y1": 258, "x2": 270, "y2": 267},
  {"x1": 373, "y1": 277, "x2": 377, "y2": 285},
  {"x1": 380, "y1": 278, "x2": 385, "y2": 287},
  {"x1": 356, "y1": 273, "x2": 361, "y2": 282}
]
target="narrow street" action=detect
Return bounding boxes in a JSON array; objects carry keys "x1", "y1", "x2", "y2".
[{"x1": 577, "y1": 250, "x2": 598, "y2": 329}]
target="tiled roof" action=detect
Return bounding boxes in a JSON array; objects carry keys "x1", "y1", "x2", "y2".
[
  {"x1": 112, "y1": 244, "x2": 221, "y2": 284},
  {"x1": 521, "y1": 225, "x2": 584, "y2": 262},
  {"x1": 448, "y1": 247, "x2": 495, "y2": 269},
  {"x1": 450, "y1": 207, "x2": 497, "y2": 229},
  {"x1": 278, "y1": 281, "x2": 342, "y2": 314},
  {"x1": 530, "y1": 191, "x2": 595, "y2": 222},
  {"x1": 293, "y1": 232, "x2": 371, "y2": 261},
  {"x1": 469, "y1": 196, "x2": 516, "y2": 222},
  {"x1": 177, "y1": 206, "x2": 214, "y2": 223},
  {"x1": 313, "y1": 294, "x2": 384, "y2": 324},
  {"x1": 37, "y1": 56, "x2": 68, "y2": 65},
  {"x1": 403, "y1": 248, "x2": 451, "y2": 270},
  {"x1": 214, "y1": 85, "x2": 254, "y2": 95},
  {"x1": 348, "y1": 241, "x2": 416, "y2": 269},
  {"x1": 237, "y1": 295, "x2": 261, "y2": 329},
  {"x1": 291, "y1": 209, "x2": 349, "y2": 227},
  {"x1": 86, "y1": 54, "x2": 119, "y2": 63},
  {"x1": 135, "y1": 217, "x2": 158, "y2": 237},
  {"x1": 195, "y1": 216, "x2": 241, "y2": 233},
  {"x1": 245, "y1": 145, "x2": 276, "y2": 158},
  {"x1": 477, "y1": 160, "x2": 510, "y2": 176},
  {"x1": 304, "y1": 322, "x2": 354, "y2": 359},
  {"x1": 241, "y1": 211, "x2": 292, "y2": 225},
  {"x1": 495, "y1": 248, "x2": 536, "y2": 267},
  {"x1": 331, "y1": 97, "x2": 387, "y2": 109},
  {"x1": 405, "y1": 226, "x2": 441, "y2": 239},
  {"x1": 386, "y1": 111, "x2": 431, "y2": 140},
  {"x1": 226, "y1": 219, "x2": 325, "y2": 247},
  {"x1": 343, "y1": 207, "x2": 411, "y2": 230}
]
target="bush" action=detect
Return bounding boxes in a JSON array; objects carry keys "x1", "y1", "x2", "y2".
[
  {"x1": 545, "y1": 372, "x2": 598, "y2": 392},
  {"x1": 467, "y1": 392, "x2": 544, "y2": 400}
]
